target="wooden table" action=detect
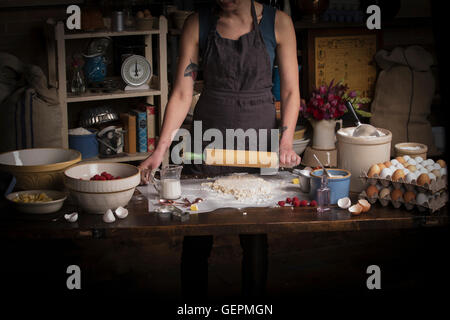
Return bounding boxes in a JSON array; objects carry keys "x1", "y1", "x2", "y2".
[{"x1": 0, "y1": 194, "x2": 447, "y2": 240}]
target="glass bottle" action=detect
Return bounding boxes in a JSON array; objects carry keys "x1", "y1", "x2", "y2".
[
  {"x1": 71, "y1": 62, "x2": 86, "y2": 95},
  {"x1": 317, "y1": 173, "x2": 330, "y2": 212}
]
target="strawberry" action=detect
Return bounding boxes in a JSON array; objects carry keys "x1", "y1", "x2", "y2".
[
  {"x1": 278, "y1": 201, "x2": 286, "y2": 207},
  {"x1": 292, "y1": 196, "x2": 299, "y2": 203},
  {"x1": 286, "y1": 197, "x2": 292, "y2": 203},
  {"x1": 293, "y1": 200, "x2": 300, "y2": 207},
  {"x1": 309, "y1": 200, "x2": 317, "y2": 207},
  {"x1": 300, "y1": 200, "x2": 309, "y2": 207},
  {"x1": 98, "y1": 175, "x2": 107, "y2": 181},
  {"x1": 115, "y1": 176, "x2": 121, "y2": 179}
]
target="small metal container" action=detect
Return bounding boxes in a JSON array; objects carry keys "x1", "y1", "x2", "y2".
[
  {"x1": 111, "y1": 11, "x2": 124, "y2": 32},
  {"x1": 293, "y1": 168, "x2": 312, "y2": 193}
]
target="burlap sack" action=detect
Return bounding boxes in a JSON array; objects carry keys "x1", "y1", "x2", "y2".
[
  {"x1": 0, "y1": 53, "x2": 63, "y2": 152},
  {"x1": 370, "y1": 46, "x2": 438, "y2": 156}
]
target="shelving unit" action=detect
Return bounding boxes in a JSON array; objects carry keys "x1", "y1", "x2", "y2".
[{"x1": 47, "y1": 17, "x2": 168, "y2": 163}]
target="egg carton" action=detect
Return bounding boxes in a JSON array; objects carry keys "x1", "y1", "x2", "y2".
[
  {"x1": 360, "y1": 171, "x2": 447, "y2": 194},
  {"x1": 359, "y1": 189, "x2": 448, "y2": 213}
]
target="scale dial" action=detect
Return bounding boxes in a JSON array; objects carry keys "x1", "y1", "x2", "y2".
[{"x1": 121, "y1": 55, "x2": 152, "y2": 87}]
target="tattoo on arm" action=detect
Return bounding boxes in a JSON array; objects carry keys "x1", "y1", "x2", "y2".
[{"x1": 184, "y1": 60, "x2": 199, "y2": 80}]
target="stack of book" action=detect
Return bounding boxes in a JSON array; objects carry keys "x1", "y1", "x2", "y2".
[{"x1": 120, "y1": 103, "x2": 157, "y2": 154}]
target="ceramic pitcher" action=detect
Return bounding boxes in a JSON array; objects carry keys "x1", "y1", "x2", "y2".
[{"x1": 310, "y1": 119, "x2": 343, "y2": 150}]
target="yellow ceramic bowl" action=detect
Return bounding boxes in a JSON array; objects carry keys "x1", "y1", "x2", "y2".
[{"x1": 0, "y1": 148, "x2": 81, "y2": 190}]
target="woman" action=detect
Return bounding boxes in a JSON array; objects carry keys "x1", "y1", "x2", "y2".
[{"x1": 139, "y1": 0, "x2": 300, "y2": 298}]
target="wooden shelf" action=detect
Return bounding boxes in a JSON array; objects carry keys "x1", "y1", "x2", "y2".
[
  {"x1": 64, "y1": 29, "x2": 160, "y2": 39},
  {"x1": 67, "y1": 88, "x2": 161, "y2": 103},
  {"x1": 82, "y1": 152, "x2": 152, "y2": 163}
]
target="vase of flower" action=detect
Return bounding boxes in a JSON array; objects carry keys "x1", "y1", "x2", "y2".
[
  {"x1": 301, "y1": 80, "x2": 372, "y2": 150},
  {"x1": 310, "y1": 119, "x2": 342, "y2": 150}
]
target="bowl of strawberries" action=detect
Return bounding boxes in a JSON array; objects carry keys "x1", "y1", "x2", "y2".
[{"x1": 64, "y1": 162, "x2": 140, "y2": 214}]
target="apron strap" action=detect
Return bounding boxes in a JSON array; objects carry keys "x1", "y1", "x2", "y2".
[{"x1": 250, "y1": 0, "x2": 260, "y2": 34}]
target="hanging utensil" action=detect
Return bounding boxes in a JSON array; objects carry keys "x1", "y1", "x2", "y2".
[{"x1": 345, "y1": 101, "x2": 380, "y2": 137}]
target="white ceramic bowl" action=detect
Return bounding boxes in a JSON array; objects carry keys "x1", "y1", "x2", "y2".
[
  {"x1": 293, "y1": 139, "x2": 310, "y2": 155},
  {"x1": 6, "y1": 190, "x2": 67, "y2": 214},
  {"x1": 0, "y1": 148, "x2": 81, "y2": 190},
  {"x1": 64, "y1": 163, "x2": 140, "y2": 214}
]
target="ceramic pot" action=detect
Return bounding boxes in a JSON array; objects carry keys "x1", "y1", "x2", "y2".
[
  {"x1": 310, "y1": 119, "x2": 342, "y2": 150},
  {"x1": 309, "y1": 168, "x2": 351, "y2": 204}
]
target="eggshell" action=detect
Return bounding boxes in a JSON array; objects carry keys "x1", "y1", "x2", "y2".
[
  {"x1": 380, "y1": 168, "x2": 392, "y2": 179},
  {"x1": 416, "y1": 193, "x2": 428, "y2": 206},
  {"x1": 428, "y1": 172, "x2": 436, "y2": 181},
  {"x1": 366, "y1": 185, "x2": 379, "y2": 198},
  {"x1": 395, "y1": 156, "x2": 406, "y2": 164},
  {"x1": 337, "y1": 197, "x2": 351, "y2": 209},
  {"x1": 403, "y1": 168, "x2": 410, "y2": 175},
  {"x1": 405, "y1": 172, "x2": 416, "y2": 184},
  {"x1": 395, "y1": 163, "x2": 405, "y2": 169},
  {"x1": 390, "y1": 159, "x2": 399, "y2": 166},
  {"x1": 391, "y1": 189, "x2": 403, "y2": 201},
  {"x1": 437, "y1": 159, "x2": 446, "y2": 168},
  {"x1": 64, "y1": 212, "x2": 78, "y2": 223},
  {"x1": 392, "y1": 169, "x2": 405, "y2": 181},
  {"x1": 415, "y1": 164, "x2": 424, "y2": 170},
  {"x1": 349, "y1": 204, "x2": 363, "y2": 215},
  {"x1": 358, "y1": 199, "x2": 371, "y2": 212},
  {"x1": 417, "y1": 173, "x2": 431, "y2": 186},
  {"x1": 377, "y1": 163, "x2": 387, "y2": 171},
  {"x1": 427, "y1": 159, "x2": 435, "y2": 164},
  {"x1": 115, "y1": 206, "x2": 129, "y2": 219},
  {"x1": 407, "y1": 159, "x2": 417, "y2": 166},
  {"x1": 414, "y1": 156, "x2": 424, "y2": 163},
  {"x1": 383, "y1": 161, "x2": 392, "y2": 168},
  {"x1": 431, "y1": 169, "x2": 441, "y2": 178},
  {"x1": 379, "y1": 188, "x2": 391, "y2": 199},
  {"x1": 425, "y1": 165, "x2": 434, "y2": 172},
  {"x1": 103, "y1": 209, "x2": 116, "y2": 223},
  {"x1": 406, "y1": 165, "x2": 417, "y2": 173},
  {"x1": 403, "y1": 155, "x2": 411, "y2": 161},
  {"x1": 403, "y1": 191, "x2": 416, "y2": 203}
]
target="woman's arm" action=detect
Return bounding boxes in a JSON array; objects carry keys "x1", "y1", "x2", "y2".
[
  {"x1": 139, "y1": 13, "x2": 200, "y2": 177},
  {"x1": 275, "y1": 10, "x2": 301, "y2": 166}
]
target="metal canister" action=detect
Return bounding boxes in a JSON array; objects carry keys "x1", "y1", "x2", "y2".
[{"x1": 111, "y1": 11, "x2": 124, "y2": 32}]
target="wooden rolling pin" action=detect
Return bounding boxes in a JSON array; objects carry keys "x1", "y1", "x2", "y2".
[{"x1": 184, "y1": 149, "x2": 280, "y2": 168}]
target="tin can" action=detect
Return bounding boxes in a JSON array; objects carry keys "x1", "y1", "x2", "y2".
[{"x1": 112, "y1": 11, "x2": 124, "y2": 32}]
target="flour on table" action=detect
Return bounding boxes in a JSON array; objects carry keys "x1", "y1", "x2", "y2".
[{"x1": 202, "y1": 174, "x2": 273, "y2": 201}]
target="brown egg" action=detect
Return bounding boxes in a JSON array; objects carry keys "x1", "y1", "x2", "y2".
[
  {"x1": 406, "y1": 165, "x2": 417, "y2": 172},
  {"x1": 395, "y1": 156, "x2": 406, "y2": 164},
  {"x1": 392, "y1": 169, "x2": 405, "y2": 181},
  {"x1": 437, "y1": 159, "x2": 446, "y2": 168},
  {"x1": 432, "y1": 169, "x2": 442, "y2": 178},
  {"x1": 366, "y1": 185, "x2": 379, "y2": 198},
  {"x1": 403, "y1": 191, "x2": 416, "y2": 203},
  {"x1": 384, "y1": 161, "x2": 392, "y2": 168},
  {"x1": 377, "y1": 163, "x2": 386, "y2": 171},
  {"x1": 391, "y1": 189, "x2": 404, "y2": 201},
  {"x1": 367, "y1": 164, "x2": 381, "y2": 178},
  {"x1": 417, "y1": 173, "x2": 431, "y2": 186},
  {"x1": 358, "y1": 199, "x2": 371, "y2": 212}
]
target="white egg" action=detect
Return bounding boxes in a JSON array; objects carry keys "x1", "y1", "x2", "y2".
[
  {"x1": 419, "y1": 168, "x2": 428, "y2": 175},
  {"x1": 403, "y1": 155, "x2": 411, "y2": 161},
  {"x1": 405, "y1": 172, "x2": 416, "y2": 184},
  {"x1": 440, "y1": 167, "x2": 447, "y2": 176},
  {"x1": 433, "y1": 163, "x2": 441, "y2": 170},
  {"x1": 391, "y1": 159, "x2": 399, "y2": 166},
  {"x1": 428, "y1": 172, "x2": 436, "y2": 181},
  {"x1": 414, "y1": 156, "x2": 424, "y2": 163},
  {"x1": 426, "y1": 165, "x2": 434, "y2": 171},
  {"x1": 396, "y1": 163, "x2": 405, "y2": 169},
  {"x1": 380, "y1": 168, "x2": 392, "y2": 179},
  {"x1": 407, "y1": 159, "x2": 416, "y2": 166},
  {"x1": 415, "y1": 164, "x2": 424, "y2": 170},
  {"x1": 403, "y1": 168, "x2": 410, "y2": 175},
  {"x1": 416, "y1": 193, "x2": 428, "y2": 206},
  {"x1": 427, "y1": 159, "x2": 435, "y2": 164}
]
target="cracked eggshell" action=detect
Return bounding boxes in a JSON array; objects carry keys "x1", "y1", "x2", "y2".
[
  {"x1": 103, "y1": 209, "x2": 116, "y2": 223},
  {"x1": 115, "y1": 206, "x2": 129, "y2": 219},
  {"x1": 337, "y1": 197, "x2": 352, "y2": 209},
  {"x1": 64, "y1": 212, "x2": 78, "y2": 223},
  {"x1": 348, "y1": 204, "x2": 363, "y2": 216},
  {"x1": 358, "y1": 199, "x2": 371, "y2": 212}
]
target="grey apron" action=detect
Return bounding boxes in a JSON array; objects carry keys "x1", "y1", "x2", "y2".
[{"x1": 189, "y1": 0, "x2": 277, "y2": 175}]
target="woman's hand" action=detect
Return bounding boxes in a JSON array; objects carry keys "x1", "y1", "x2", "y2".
[
  {"x1": 279, "y1": 144, "x2": 301, "y2": 168},
  {"x1": 137, "y1": 150, "x2": 165, "y2": 185}
]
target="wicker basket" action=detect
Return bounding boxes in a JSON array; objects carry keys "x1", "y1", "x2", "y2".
[{"x1": 395, "y1": 142, "x2": 428, "y2": 159}]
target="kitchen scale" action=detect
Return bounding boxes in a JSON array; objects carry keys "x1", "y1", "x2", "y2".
[{"x1": 121, "y1": 54, "x2": 152, "y2": 91}]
